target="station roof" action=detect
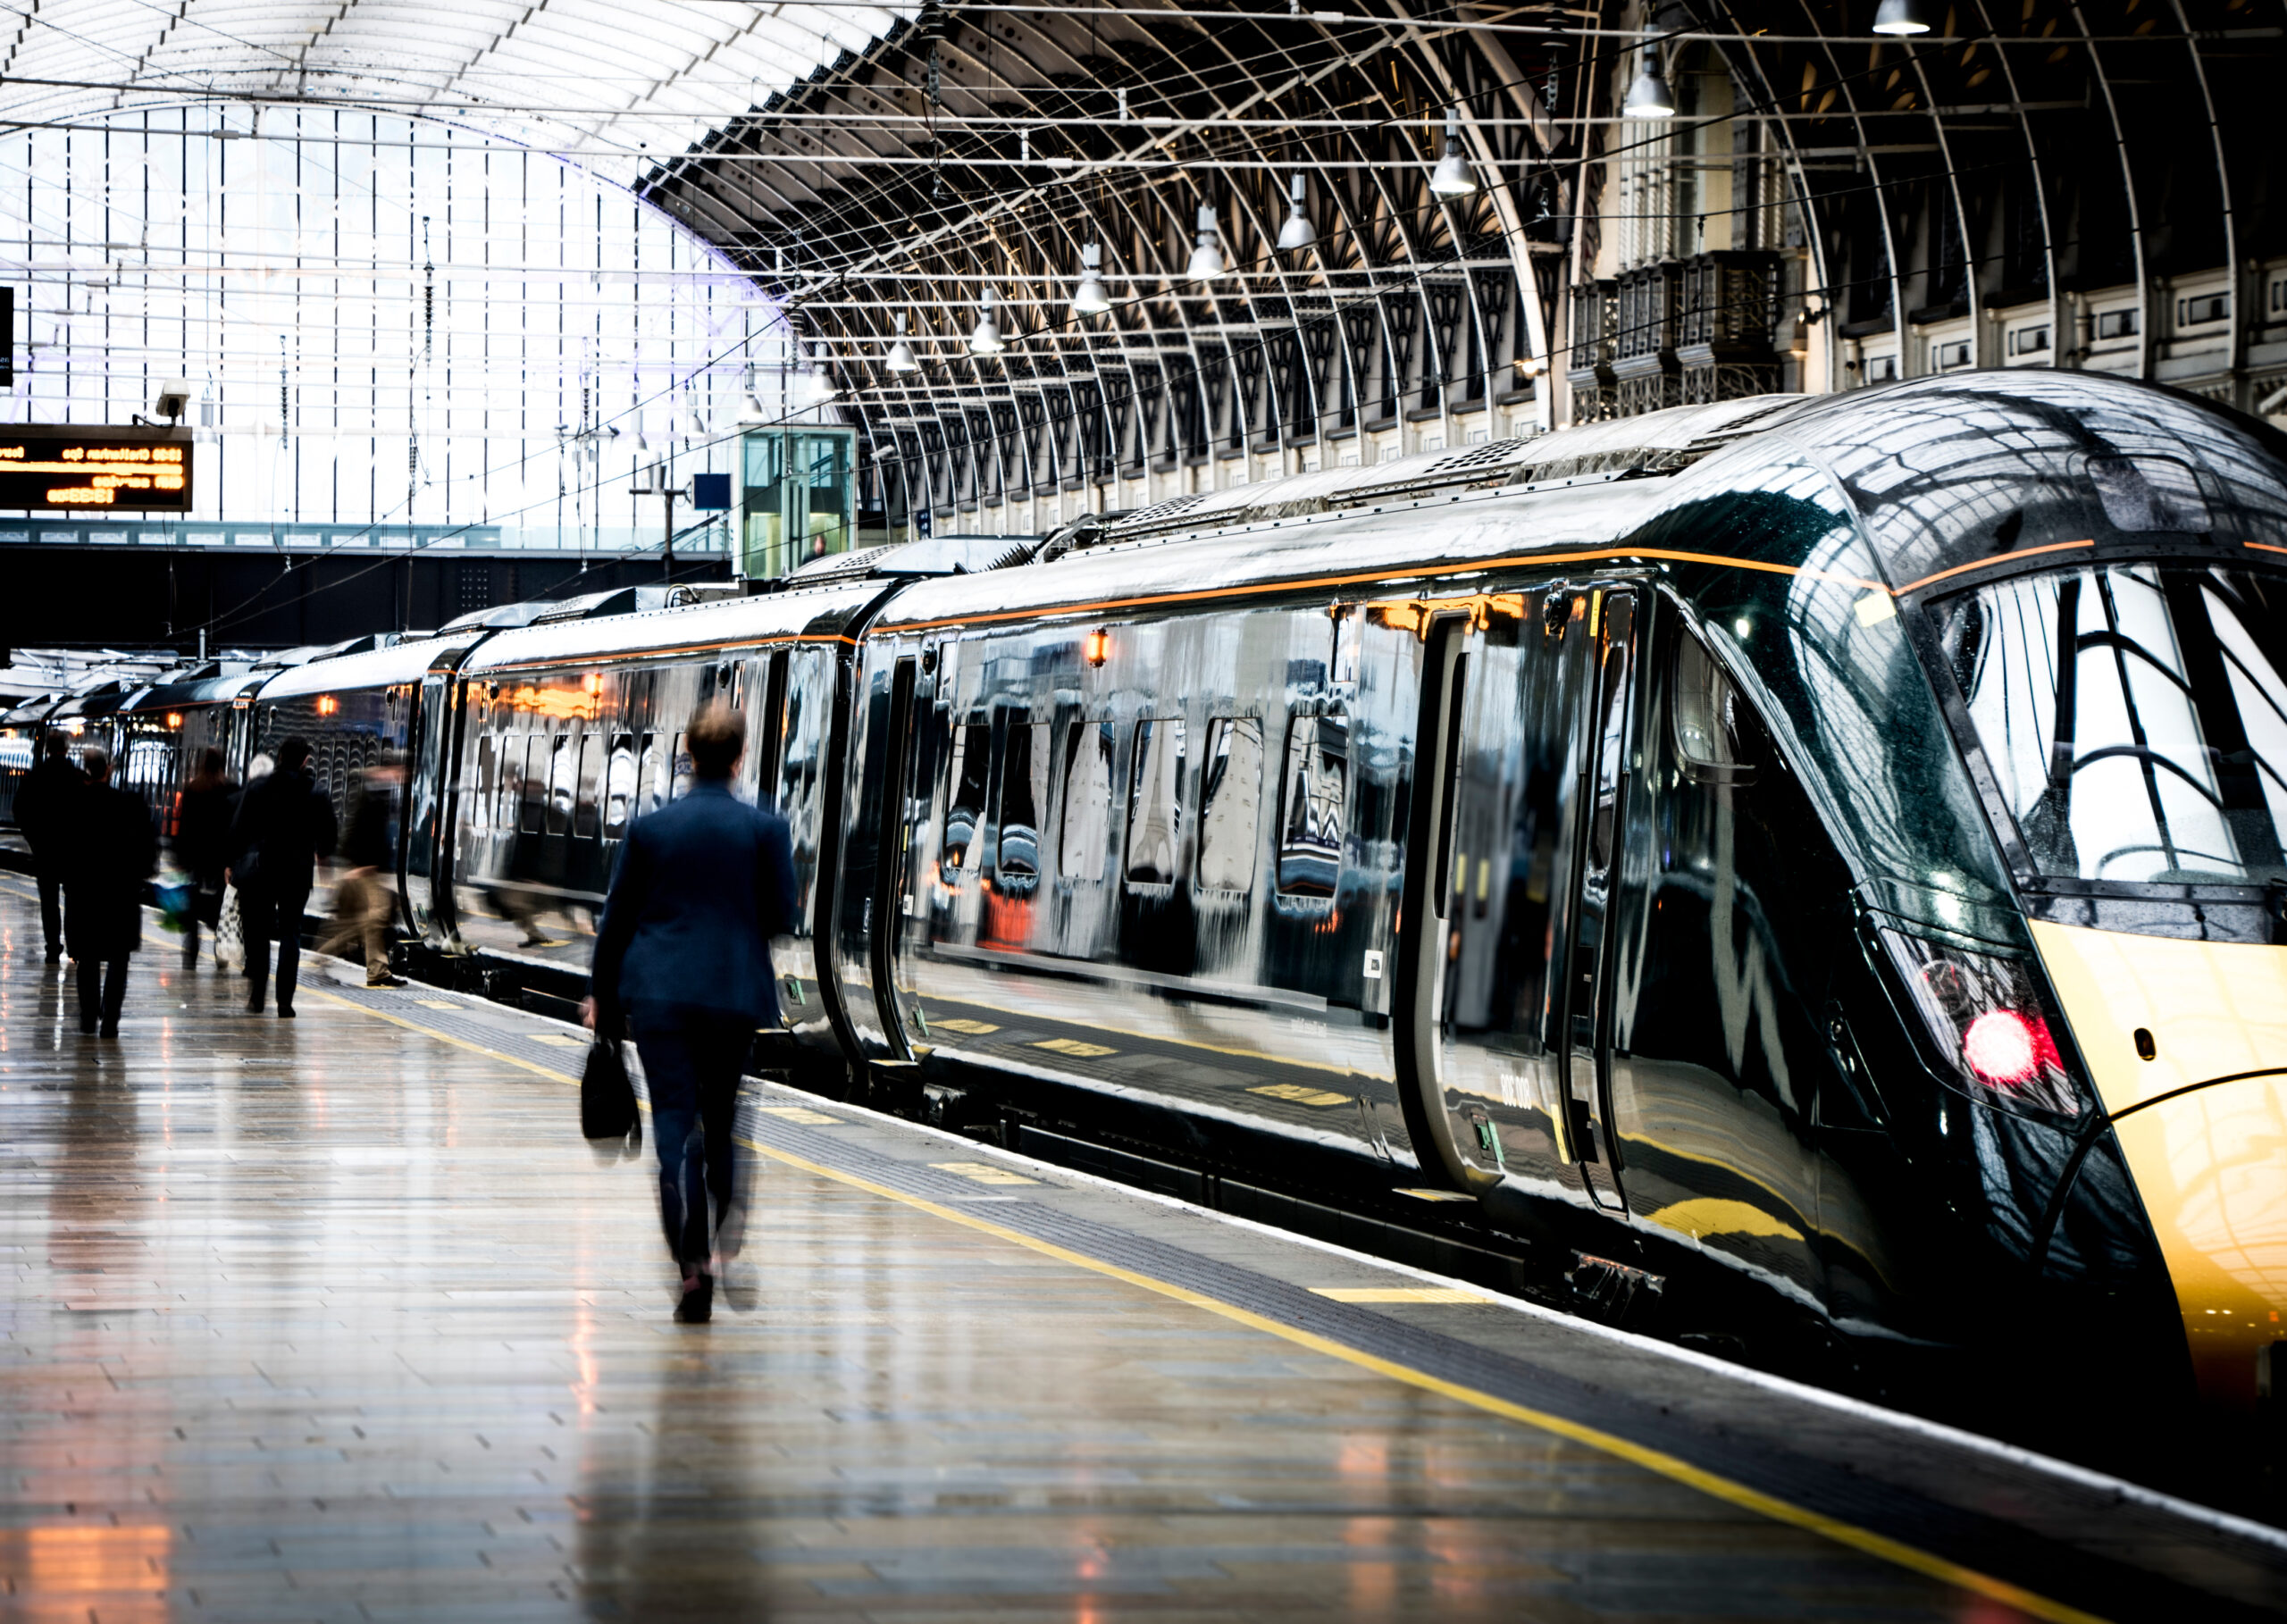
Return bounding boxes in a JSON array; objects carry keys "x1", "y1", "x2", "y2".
[{"x1": 0, "y1": 0, "x2": 909, "y2": 156}]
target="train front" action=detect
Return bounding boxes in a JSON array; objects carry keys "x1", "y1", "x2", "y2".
[{"x1": 1810, "y1": 373, "x2": 2287, "y2": 1407}]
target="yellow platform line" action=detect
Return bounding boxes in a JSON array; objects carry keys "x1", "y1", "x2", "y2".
[{"x1": 289, "y1": 980, "x2": 2098, "y2": 1624}]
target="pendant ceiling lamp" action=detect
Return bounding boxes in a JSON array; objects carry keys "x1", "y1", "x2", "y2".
[
  {"x1": 1872, "y1": 0, "x2": 1932, "y2": 33},
  {"x1": 884, "y1": 311, "x2": 919, "y2": 374},
  {"x1": 1428, "y1": 110, "x2": 1477, "y2": 197},
  {"x1": 1185, "y1": 205, "x2": 1227, "y2": 281},
  {"x1": 798, "y1": 344, "x2": 837, "y2": 405},
  {"x1": 1072, "y1": 243, "x2": 1113, "y2": 316},
  {"x1": 1622, "y1": 44, "x2": 1677, "y2": 119},
  {"x1": 968, "y1": 287, "x2": 1006, "y2": 355},
  {"x1": 1276, "y1": 173, "x2": 1316, "y2": 252}
]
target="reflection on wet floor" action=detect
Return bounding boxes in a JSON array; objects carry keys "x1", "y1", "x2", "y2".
[{"x1": 0, "y1": 883, "x2": 2057, "y2": 1621}]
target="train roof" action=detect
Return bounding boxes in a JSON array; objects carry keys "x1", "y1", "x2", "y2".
[
  {"x1": 872, "y1": 372, "x2": 2287, "y2": 637},
  {"x1": 119, "y1": 665, "x2": 268, "y2": 714},
  {"x1": 461, "y1": 575, "x2": 884, "y2": 674},
  {"x1": 256, "y1": 632, "x2": 484, "y2": 700}
]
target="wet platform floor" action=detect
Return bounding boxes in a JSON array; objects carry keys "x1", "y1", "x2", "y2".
[{"x1": 4, "y1": 881, "x2": 2286, "y2": 1622}]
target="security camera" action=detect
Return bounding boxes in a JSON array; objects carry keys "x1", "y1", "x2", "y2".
[{"x1": 153, "y1": 379, "x2": 192, "y2": 423}]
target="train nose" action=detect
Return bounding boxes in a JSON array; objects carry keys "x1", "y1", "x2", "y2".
[{"x1": 2032, "y1": 920, "x2": 2287, "y2": 1407}]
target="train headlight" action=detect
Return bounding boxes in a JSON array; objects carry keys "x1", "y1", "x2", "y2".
[{"x1": 1880, "y1": 930, "x2": 2082, "y2": 1117}]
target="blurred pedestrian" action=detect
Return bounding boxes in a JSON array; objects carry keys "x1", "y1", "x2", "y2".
[
  {"x1": 319, "y1": 749, "x2": 406, "y2": 986},
  {"x1": 16, "y1": 732, "x2": 85, "y2": 964},
  {"x1": 63, "y1": 746, "x2": 157, "y2": 1037},
  {"x1": 584, "y1": 701, "x2": 794, "y2": 1325},
  {"x1": 173, "y1": 747, "x2": 235, "y2": 972},
  {"x1": 228, "y1": 737, "x2": 336, "y2": 1017}
]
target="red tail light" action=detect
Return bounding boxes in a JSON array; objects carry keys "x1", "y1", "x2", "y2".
[{"x1": 1881, "y1": 932, "x2": 2082, "y2": 1117}]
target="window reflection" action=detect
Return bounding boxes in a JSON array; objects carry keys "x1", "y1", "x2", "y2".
[
  {"x1": 1939, "y1": 565, "x2": 2287, "y2": 886},
  {"x1": 1196, "y1": 718, "x2": 1263, "y2": 892},
  {"x1": 1277, "y1": 713, "x2": 1348, "y2": 897},
  {"x1": 1126, "y1": 717, "x2": 1186, "y2": 885},
  {"x1": 1059, "y1": 720, "x2": 1115, "y2": 881}
]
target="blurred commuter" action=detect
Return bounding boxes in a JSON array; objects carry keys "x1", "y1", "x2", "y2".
[
  {"x1": 585, "y1": 702, "x2": 795, "y2": 1325},
  {"x1": 319, "y1": 749, "x2": 405, "y2": 987},
  {"x1": 63, "y1": 747, "x2": 157, "y2": 1037},
  {"x1": 173, "y1": 748, "x2": 235, "y2": 972},
  {"x1": 16, "y1": 733, "x2": 85, "y2": 963},
  {"x1": 229, "y1": 737, "x2": 336, "y2": 1018}
]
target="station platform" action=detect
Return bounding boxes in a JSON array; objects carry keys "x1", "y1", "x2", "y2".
[{"x1": 4, "y1": 882, "x2": 2287, "y2": 1622}]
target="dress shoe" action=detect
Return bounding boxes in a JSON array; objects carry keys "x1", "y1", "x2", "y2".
[
  {"x1": 674, "y1": 1271, "x2": 714, "y2": 1324},
  {"x1": 365, "y1": 973, "x2": 406, "y2": 988},
  {"x1": 277, "y1": 1005, "x2": 297, "y2": 1019},
  {"x1": 98, "y1": 1025, "x2": 118, "y2": 1039},
  {"x1": 245, "y1": 997, "x2": 264, "y2": 1014},
  {"x1": 77, "y1": 1021, "x2": 96, "y2": 1036}
]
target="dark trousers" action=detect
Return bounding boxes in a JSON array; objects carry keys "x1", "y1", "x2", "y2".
[
  {"x1": 632, "y1": 1010, "x2": 751, "y2": 1268},
  {"x1": 35, "y1": 860, "x2": 63, "y2": 956},
  {"x1": 243, "y1": 886, "x2": 310, "y2": 1010},
  {"x1": 76, "y1": 957, "x2": 128, "y2": 1033}
]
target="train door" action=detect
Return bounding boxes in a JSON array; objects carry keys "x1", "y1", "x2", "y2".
[
  {"x1": 1399, "y1": 586, "x2": 1637, "y2": 1211},
  {"x1": 864, "y1": 652, "x2": 924, "y2": 1061},
  {"x1": 402, "y1": 672, "x2": 453, "y2": 941}
]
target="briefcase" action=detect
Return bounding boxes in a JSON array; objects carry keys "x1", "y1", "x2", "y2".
[{"x1": 581, "y1": 1039, "x2": 641, "y2": 1145}]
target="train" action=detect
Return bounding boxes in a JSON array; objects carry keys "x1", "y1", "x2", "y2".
[{"x1": 10, "y1": 371, "x2": 2285, "y2": 1460}]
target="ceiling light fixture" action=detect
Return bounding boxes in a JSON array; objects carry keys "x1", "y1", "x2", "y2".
[
  {"x1": 800, "y1": 343, "x2": 838, "y2": 405},
  {"x1": 884, "y1": 311, "x2": 918, "y2": 373},
  {"x1": 1622, "y1": 44, "x2": 1677, "y2": 118},
  {"x1": 1185, "y1": 204, "x2": 1226, "y2": 281},
  {"x1": 1072, "y1": 243, "x2": 1113, "y2": 316},
  {"x1": 968, "y1": 287, "x2": 1006, "y2": 355},
  {"x1": 1428, "y1": 109, "x2": 1477, "y2": 197},
  {"x1": 1277, "y1": 172, "x2": 1316, "y2": 251},
  {"x1": 1872, "y1": 0, "x2": 1933, "y2": 33}
]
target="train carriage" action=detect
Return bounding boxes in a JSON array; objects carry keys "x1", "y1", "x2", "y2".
[{"x1": 821, "y1": 373, "x2": 2287, "y2": 1430}]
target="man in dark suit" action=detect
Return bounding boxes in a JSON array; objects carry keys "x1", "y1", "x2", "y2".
[
  {"x1": 16, "y1": 733, "x2": 85, "y2": 963},
  {"x1": 586, "y1": 702, "x2": 796, "y2": 1325},
  {"x1": 63, "y1": 746, "x2": 157, "y2": 1036},
  {"x1": 228, "y1": 736, "x2": 337, "y2": 1017}
]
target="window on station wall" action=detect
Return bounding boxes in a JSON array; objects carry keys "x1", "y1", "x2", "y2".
[
  {"x1": 1195, "y1": 717, "x2": 1263, "y2": 892},
  {"x1": 995, "y1": 713, "x2": 1051, "y2": 883},
  {"x1": 1059, "y1": 720, "x2": 1116, "y2": 881},
  {"x1": 1277, "y1": 712, "x2": 1350, "y2": 897},
  {"x1": 547, "y1": 733, "x2": 575, "y2": 834},
  {"x1": 603, "y1": 733, "x2": 639, "y2": 839},
  {"x1": 1126, "y1": 717, "x2": 1186, "y2": 885},
  {"x1": 941, "y1": 716, "x2": 991, "y2": 878}
]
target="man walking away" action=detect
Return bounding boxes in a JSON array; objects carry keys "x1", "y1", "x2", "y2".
[
  {"x1": 174, "y1": 748, "x2": 235, "y2": 972},
  {"x1": 229, "y1": 737, "x2": 336, "y2": 1017},
  {"x1": 64, "y1": 747, "x2": 157, "y2": 1036},
  {"x1": 319, "y1": 749, "x2": 406, "y2": 987},
  {"x1": 16, "y1": 733, "x2": 85, "y2": 963},
  {"x1": 585, "y1": 702, "x2": 795, "y2": 1325}
]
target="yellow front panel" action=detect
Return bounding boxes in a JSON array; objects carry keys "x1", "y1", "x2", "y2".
[{"x1": 2031, "y1": 920, "x2": 2287, "y2": 1405}]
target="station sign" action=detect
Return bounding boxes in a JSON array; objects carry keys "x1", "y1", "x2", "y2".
[{"x1": 0, "y1": 425, "x2": 193, "y2": 512}]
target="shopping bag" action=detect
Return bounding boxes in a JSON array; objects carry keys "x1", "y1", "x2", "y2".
[
  {"x1": 155, "y1": 875, "x2": 194, "y2": 933},
  {"x1": 582, "y1": 1039, "x2": 640, "y2": 1145},
  {"x1": 214, "y1": 884, "x2": 244, "y2": 972}
]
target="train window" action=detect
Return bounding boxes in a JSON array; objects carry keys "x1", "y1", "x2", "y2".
[
  {"x1": 1277, "y1": 713, "x2": 1349, "y2": 896},
  {"x1": 517, "y1": 736, "x2": 546, "y2": 833},
  {"x1": 941, "y1": 716, "x2": 990, "y2": 876},
  {"x1": 547, "y1": 734, "x2": 575, "y2": 834},
  {"x1": 1672, "y1": 633, "x2": 1760, "y2": 786},
  {"x1": 1195, "y1": 717, "x2": 1263, "y2": 892},
  {"x1": 634, "y1": 733, "x2": 662, "y2": 816},
  {"x1": 1059, "y1": 720, "x2": 1116, "y2": 881},
  {"x1": 1126, "y1": 717, "x2": 1186, "y2": 885},
  {"x1": 669, "y1": 732, "x2": 692, "y2": 801},
  {"x1": 995, "y1": 714, "x2": 1051, "y2": 882},
  {"x1": 602, "y1": 734, "x2": 637, "y2": 839},
  {"x1": 573, "y1": 735, "x2": 604, "y2": 839},
  {"x1": 473, "y1": 733, "x2": 495, "y2": 832}
]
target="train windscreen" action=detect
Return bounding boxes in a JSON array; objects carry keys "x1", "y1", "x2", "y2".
[{"x1": 1934, "y1": 564, "x2": 2287, "y2": 889}]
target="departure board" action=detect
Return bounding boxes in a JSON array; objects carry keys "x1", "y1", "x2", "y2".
[{"x1": 0, "y1": 427, "x2": 193, "y2": 512}]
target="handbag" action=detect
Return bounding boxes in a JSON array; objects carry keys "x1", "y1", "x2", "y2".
[{"x1": 581, "y1": 1037, "x2": 641, "y2": 1145}]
